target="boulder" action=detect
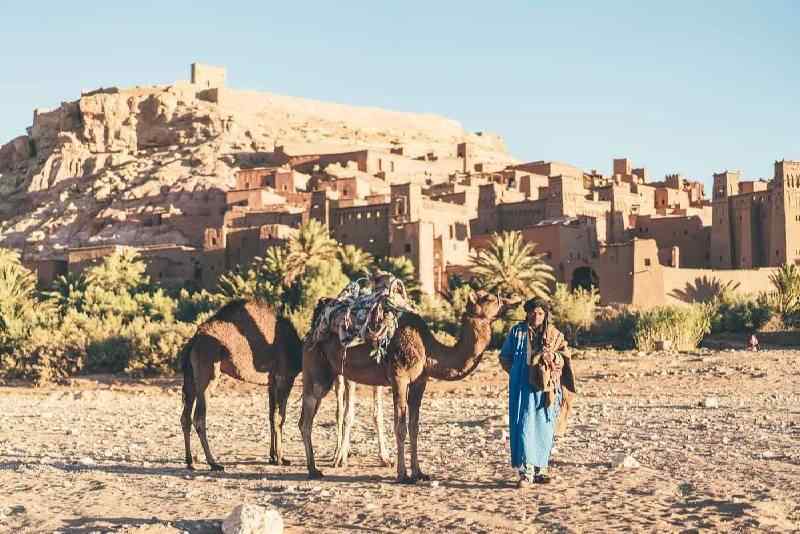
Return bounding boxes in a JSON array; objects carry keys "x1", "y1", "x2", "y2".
[{"x1": 222, "y1": 503, "x2": 283, "y2": 534}]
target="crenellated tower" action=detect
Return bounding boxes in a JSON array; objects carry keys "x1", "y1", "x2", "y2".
[{"x1": 771, "y1": 160, "x2": 800, "y2": 266}]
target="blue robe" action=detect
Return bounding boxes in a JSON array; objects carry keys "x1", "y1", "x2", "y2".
[{"x1": 500, "y1": 322, "x2": 562, "y2": 469}]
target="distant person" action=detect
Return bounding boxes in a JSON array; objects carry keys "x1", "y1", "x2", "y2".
[
  {"x1": 499, "y1": 298, "x2": 576, "y2": 488},
  {"x1": 748, "y1": 333, "x2": 759, "y2": 352}
]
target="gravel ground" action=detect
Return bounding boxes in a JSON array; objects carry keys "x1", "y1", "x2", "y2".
[{"x1": 1, "y1": 348, "x2": 799, "y2": 533}]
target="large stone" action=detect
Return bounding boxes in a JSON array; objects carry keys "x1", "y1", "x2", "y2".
[{"x1": 222, "y1": 503, "x2": 283, "y2": 534}]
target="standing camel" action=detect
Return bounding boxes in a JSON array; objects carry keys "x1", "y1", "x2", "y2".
[
  {"x1": 299, "y1": 290, "x2": 515, "y2": 483},
  {"x1": 180, "y1": 299, "x2": 389, "y2": 471}
]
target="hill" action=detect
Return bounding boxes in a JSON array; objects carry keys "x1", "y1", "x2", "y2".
[{"x1": 0, "y1": 65, "x2": 513, "y2": 257}]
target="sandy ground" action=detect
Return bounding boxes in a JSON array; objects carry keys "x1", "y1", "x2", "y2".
[{"x1": 1, "y1": 347, "x2": 799, "y2": 533}]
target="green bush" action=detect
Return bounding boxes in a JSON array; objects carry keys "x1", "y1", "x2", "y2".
[
  {"x1": 631, "y1": 304, "x2": 713, "y2": 351},
  {"x1": 710, "y1": 294, "x2": 773, "y2": 334},
  {"x1": 587, "y1": 305, "x2": 636, "y2": 347},
  {"x1": 550, "y1": 283, "x2": 599, "y2": 345},
  {"x1": 174, "y1": 289, "x2": 225, "y2": 323},
  {"x1": 123, "y1": 317, "x2": 195, "y2": 376}
]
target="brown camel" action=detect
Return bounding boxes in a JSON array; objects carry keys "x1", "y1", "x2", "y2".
[
  {"x1": 299, "y1": 290, "x2": 515, "y2": 483},
  {"x1": 180, "y1": 299, "x2": 389, "y2": 471}
]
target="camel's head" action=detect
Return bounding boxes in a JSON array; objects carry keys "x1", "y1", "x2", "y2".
[{"x1": 465, "y1": 290, "x2": 519, "y2": 321}]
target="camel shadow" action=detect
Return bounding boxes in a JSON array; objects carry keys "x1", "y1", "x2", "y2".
[
  {"x1": 0, "y1": 456, "x2": 388, "y2": 485},
  {"x1": 439, "y1": 478, "x2": 517, "y2": 490},
  {"x1": 59, "y1": 515, "x2": 219, "y2": 533}
]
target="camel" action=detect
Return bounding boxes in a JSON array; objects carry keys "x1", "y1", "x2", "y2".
[
  {"x1": 299, "y1": 289, "x2": 515, "y2": 483},
  {"x1": 180, "y1": 299, "x2": 389, "y2": 471}
]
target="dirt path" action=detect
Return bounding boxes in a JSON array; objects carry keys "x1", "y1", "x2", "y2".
[{"x1": 1, "y1": 348, "x2": 799, "y2": 533}]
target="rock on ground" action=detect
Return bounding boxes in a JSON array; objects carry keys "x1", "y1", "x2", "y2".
[{"x1": 222, "y1": 503, "x2": 283, "y2": 534}]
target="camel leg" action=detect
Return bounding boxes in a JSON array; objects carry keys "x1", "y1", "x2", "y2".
[
  {"x1": 275, "y1": 374, "x2": 295, "y2": 466},
  {"x1": 180, "y1": 365, "x2": 196, "y2": 470},
  {"x1": 408, "y1": 379, "x2": 430, "y2": 481},
  {"x1": 193, "y1": 368, "x2": 224, "y2": 471},
  {"x1": 332, "y1": 375, "x2": 346, "y2": 467},
  {"x1": 299, "y1": 345, "x2": 334, "y2": 479},
  {"x1": 392, "y1": 379, "x2": 413, "y2": 483},
  {"x1": 269, "y1": 374, "x2": 294, "y2": 466},
  {"x1": 299, "y1": 385, "x2": 326, "y2": 479},
  {"x1": 268, "y1": 376, "x2": 278, "y2": 464},
  {"x1": 334, "y1": 378, "x2": 357, "y2": 468},
  {"x1": 372, "y1": 386, "x2": 392, "y2": 467}
]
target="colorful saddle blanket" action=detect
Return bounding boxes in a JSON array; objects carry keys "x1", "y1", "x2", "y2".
[{"x1": 308, "y1": 275, "x2": 413, "y2": 361}]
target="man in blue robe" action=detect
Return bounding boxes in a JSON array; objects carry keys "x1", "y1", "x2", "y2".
[{"x1": 500, "y1": 298, "x2": 575, "y2": 487}]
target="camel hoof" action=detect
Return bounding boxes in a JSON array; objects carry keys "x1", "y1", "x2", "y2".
[
  {"x1": 281, "y1": 458, "x2": 291, "y2": 466},
  {"x1": 209, "y1": 463, "x2": 225, "y2": 472},
  {"x1": 268, "y1": 457, "x2": 279, "y2": 466},
  {"x1": 308, "y1": 469, "x2": 324, "y2": 480},
  {"x1": 397, "y1": 475, "x2": 417, "y2": 485},
  {"x1": 379, "y1": 456, "x2": 394, "y2": 467},
  {"x1": 413, "y1": 472, "x2": 431, "y2": 482}
]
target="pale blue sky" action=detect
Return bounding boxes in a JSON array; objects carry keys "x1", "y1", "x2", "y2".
[{"x1": 1, "y1": 1, "x2": 798, "y2": 188}]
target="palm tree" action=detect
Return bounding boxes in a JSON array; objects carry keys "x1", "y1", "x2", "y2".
[
  {"x1": 768, "y1": 263, "x2": 800, "y2": 315},
  {"x1": 44, "y1": 272, "x2": 88, "y2": 313},
  {"x1": 468, "y1": 230, "x2": 555, "y2": 300},
  {"x1": 338, "y1": 244, "x2": 374, "y2": 281},
  {"x1": 284, "y1": 219, "x2": 338, "y2": 284},
  {"x1": 0, "y1": 247, "x2": 22, "y2": 268},
  {"x1": 260, "y1": 245, "x2": 293, "y2": 286},
  {"x1": 217, "y1": 268, "x2": 260, "y2": 301},
  {"x1": 0, "y1": 261, "x2": 53, "y2": 340}
]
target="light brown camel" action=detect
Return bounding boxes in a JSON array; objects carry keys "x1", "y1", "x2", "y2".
[
  {"x1": 299, "y1": 290, "x2": 515, "y2": 483},
  {"x1": 180, "y1": 299, "x2": 389, "y2": 471},
  {"x1": 332, "y1": 377, "x2": 391, "y2": 468}
]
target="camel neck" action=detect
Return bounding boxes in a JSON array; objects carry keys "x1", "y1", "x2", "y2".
[{"x1": 426, "y1": 314, "x2": 493, "y2": 381}]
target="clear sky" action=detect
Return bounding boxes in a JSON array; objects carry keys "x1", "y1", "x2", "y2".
[{"x1": 1, "y1": 1, "x2": 798, "y2": 188}]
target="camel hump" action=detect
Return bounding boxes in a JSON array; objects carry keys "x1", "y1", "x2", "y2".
[{"x1": 193, "y1": 299, "x2": 287, "y2": 384}]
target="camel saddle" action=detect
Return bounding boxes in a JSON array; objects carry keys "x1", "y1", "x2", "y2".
[{"x1": 307, "y1": 274, "x2": 413, "y2": 361}]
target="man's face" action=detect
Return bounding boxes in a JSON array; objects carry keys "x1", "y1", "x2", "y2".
[{"x1": 528, "y1": 306, "x2": 546, "y2": 327}]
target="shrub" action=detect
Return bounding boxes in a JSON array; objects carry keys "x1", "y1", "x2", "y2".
[
  {"x1": 174, "y1": 289, "x2": 225, "y2": 323},
  {"x1": 123, "y1": 317, "x2": 195, "y2": 376},
  {"x1": 1, "y1": 310, "x2": 89, "y2": 383},
  {"x1": 631, "y1": 304, "x2": 713, "y2": 351},
  {"x1": 710, "y1": 294, "x2": 773, "y2": 334},
  {"x1": 588, "y1": 305, "x2": 637, "y2": 348},
  {"x1": 550, "y1": 283, "x2": 599, "y2": 345}
]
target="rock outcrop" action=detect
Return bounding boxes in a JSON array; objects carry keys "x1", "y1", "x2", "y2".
[{"x1": 0, "y1": 76, "x2": 513, "y2": 258}]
